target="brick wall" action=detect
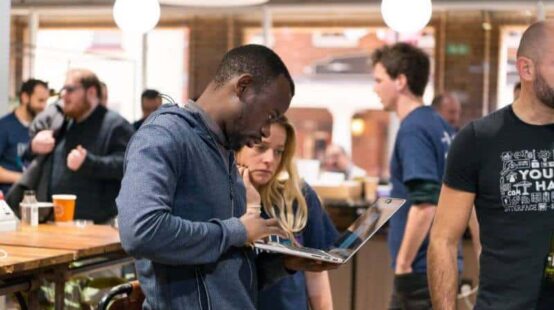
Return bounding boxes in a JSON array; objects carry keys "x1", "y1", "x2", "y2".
[
  {"x1": 9, "y1": 16, "x2": 25, "y2": 101},
  {"x1": 184, "y1": 10, "x2": 536, "y2": 163},
  {"x1": 244, "y1": 28, "x2": 384, "y2": 76},
  {"x1": 437, "y1": 12, "x2": 532, "y2": 127},
  {"x1": 441, "y1": 12, "x2": 487, "y2": 125},
  {"x1": 185, "y1": 12, "x2": 515, "y2": 169},
  {"x1": 188, "y1": 17, "x2": 235, "y2": 98},
  {"x1": 187, "y1": 11, "x2": 538, "y2": 121},
  {"x1": 285, "y1": 107, "x2": 333, "y2": 160},
  {"x1": 351, "y1": 110, "x2": 390, "y2": 178}
]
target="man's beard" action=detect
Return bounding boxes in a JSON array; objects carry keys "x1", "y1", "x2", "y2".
[
  {"x1": 534, "y1": 70, "x2": 554, "y2": 109},
  {"x1": 26, "y1": 104, "x2": 38, "y2": 118},
  {"x1": 65, "y1": 93, "x2": 96, "y2": 120},
  {"x1": 226, "y1": 101, "x2": 250, "y2": 151},
  {"x1": 227, "y1": 134, "x2": 248, "y2": 152}
]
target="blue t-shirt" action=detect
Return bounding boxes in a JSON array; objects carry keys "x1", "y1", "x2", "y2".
[
  {"x1": 258, "y1": 184, "x2": 339, "y2": 310},
  {"x1": 0, "y1": 112, "x2": 29, "y2": 194},
  {"x1": 388, "y1": 106, "x2": 462, "y2": 273}
]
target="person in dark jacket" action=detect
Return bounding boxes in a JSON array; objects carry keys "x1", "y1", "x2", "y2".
[
  {"x1": 117, "y1": 44, "x2": 336, "y2": 310},
  {"x1": 132, "y1": 89, "x2": 162, "y2": 130},
  {"x1": 27, "y1": 68, "x2": 133, "y2": 223}
]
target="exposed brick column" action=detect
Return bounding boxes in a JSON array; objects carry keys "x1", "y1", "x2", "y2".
[
  {"x1": 188, "y1": 16, "x2": 240, "y2": 98},
  {"x1": 442, "y1": 12, "x2": 487, "y2": 126},
  {"x1": 10, "y1": 17, "x2": 25, "y2": 101}
]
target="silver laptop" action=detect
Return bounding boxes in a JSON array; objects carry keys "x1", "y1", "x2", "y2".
[{"x1": 254, "y1": 197, "x2": 406, "y2": 264}]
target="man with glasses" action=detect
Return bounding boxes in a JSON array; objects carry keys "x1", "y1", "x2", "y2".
[
  {"x1": 0, "y1": 79, "x2": 49, "y2": 194},
  {"x1": 26, "y1": 68, "x2": 134, "y2": 223}
]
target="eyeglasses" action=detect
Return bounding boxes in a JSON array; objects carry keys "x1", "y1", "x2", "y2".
[{"x1": 58, "y1": 85, "x2": 83, "y2": 96}]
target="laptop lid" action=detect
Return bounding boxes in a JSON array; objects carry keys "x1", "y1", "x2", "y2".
[{"x1": 327, "y1": 197, "x2": 405, "y2": 262}]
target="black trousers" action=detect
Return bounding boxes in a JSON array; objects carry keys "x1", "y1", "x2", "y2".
[
  {"x1": 389, "y1": 273, "x2": 432, "y2": 310},
  {"x1": 537, "y1": 281, "x2": 554, "y2": 310}
]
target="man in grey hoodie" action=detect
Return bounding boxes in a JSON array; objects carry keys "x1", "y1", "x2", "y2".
[{"x1": 117, "y1": 45, "x2": 315, "y2": 309}]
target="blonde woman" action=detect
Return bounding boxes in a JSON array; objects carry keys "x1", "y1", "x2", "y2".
[{"x1": 237, "y1": 116, "x2": 338, "y2": 310}]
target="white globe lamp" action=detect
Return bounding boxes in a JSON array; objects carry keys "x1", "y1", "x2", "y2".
[
  {"x1": 381, "y1": 0, "x2": 432, "y2": 34},
  {"x1": 113, "y1": 0, "x2": 161, "y2": 34}
]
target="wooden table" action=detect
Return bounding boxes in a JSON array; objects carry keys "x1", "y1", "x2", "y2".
[
  {"x1": 0, "y1": 224, "x2": 122, "y2": 259},
  {"x1": 0, "y1": 223, "x2": 129, "y2": 309},
  {"x1": 0, "y1": 245, "x2": 74, "y2": 276}
]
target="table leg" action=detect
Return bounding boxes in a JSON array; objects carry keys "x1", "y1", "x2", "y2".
[
  {"x1": 28, "y1": 287, "x2": 40, "y2": 309},
  {"x1": 350, "y1": 254, "x2": 358, "y2": 310},
  {"x1": 54, "y1": 270, "x2": 65, "y2": 310}
]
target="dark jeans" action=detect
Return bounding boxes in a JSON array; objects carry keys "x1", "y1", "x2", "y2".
[
  {"x1": 389, "y1": 273, "x2": 432, "y2": 310},
  {"x1": 537, "y1": 281, "x2": 554, "y2": 310}
]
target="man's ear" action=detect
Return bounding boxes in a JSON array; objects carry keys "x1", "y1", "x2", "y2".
[
  {"x1": 20, "y1": 93, "x2": 30, "y2": 105},
  {"x1": 86, "y1": 87, "x2": 98, "y2": 104},
  {"x1": 517, "y1": 56, "x2": 535, "y2": 82},
  {"x1": 395, "y1": 74, "x2": 408, "y2": 92},
  {"x1": 235, "y1": 74, "x2": 253, "y2": 98}
]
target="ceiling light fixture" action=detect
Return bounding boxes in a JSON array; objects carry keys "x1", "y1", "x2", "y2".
[
  {"x1": 113, "y1": 0, "x2": 161, "y2": 34},
  {"x1": 381, "y1": 0, "x2": 432, "y2": 34}
]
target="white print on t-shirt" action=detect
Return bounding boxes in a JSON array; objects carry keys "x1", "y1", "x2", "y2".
[
  {"x1": 441, "y1": 131, "x2": 453, "y2": 159},
  {"x1": 500, "y1": 149, "x2": 554, "y2": 212},
  {"x1": 441, "y1": 131, "x2": 453, "y2": 146}
]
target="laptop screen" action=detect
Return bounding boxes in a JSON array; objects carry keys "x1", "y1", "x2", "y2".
[{"x1": 329, "y1": 198, "x2": 405, "y2": 261}]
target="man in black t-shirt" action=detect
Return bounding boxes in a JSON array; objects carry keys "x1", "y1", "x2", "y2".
[{"x1": 428, "y1": 21, "x2": 554, "y2": 310}]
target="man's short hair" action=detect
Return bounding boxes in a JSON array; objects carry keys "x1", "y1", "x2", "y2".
[
  {"x1": 371, "y1": 43, "x2": 430, "y2": 97},
  {"x1": 431, "y1": 93, "x2": 455, "y2": 109},
  {"x1": 213, "y1": 44, "x2": 295, "y2": 96},
  {"x1": 327, "y1": 143, "x2": 348, "y2": 156},
  {"x1": 141, "y1": 89, "x2": 160, "y2": 101},
  {"x1": 69, "y1": 69, "x2": 103, "y2": 100},
  {"x1": 19, "y1": 78, "x2": 48, "y2": 100}
]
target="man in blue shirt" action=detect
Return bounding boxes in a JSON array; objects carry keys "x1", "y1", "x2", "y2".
[
  {"x1": 0, "y1": 79, "x2": 49, "y2": 194},
  {"x1": 371, "y1": 43, "x2": 459, "y2": 309}
]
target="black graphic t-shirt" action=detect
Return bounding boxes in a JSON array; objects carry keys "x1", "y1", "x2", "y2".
[{"x1": 444, "y1": 105, "x2": 554, "y2": 310}]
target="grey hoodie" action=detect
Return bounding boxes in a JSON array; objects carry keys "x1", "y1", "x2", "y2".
[{"x1": 117, "y1": 104, "x2": 288, "y2": 309}]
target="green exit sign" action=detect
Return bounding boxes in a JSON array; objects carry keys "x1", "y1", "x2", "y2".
[{"x1": 446, "y1": 43, "x2": 470, "y2": 55}]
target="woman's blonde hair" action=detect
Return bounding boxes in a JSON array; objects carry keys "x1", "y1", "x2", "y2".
[{"x1": 242, "y1": 116, "x2": 308, "y2": 244}]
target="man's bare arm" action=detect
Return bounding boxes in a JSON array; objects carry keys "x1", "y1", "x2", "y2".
[
  {"x1": 428, "y1": 184, "x2": 475, "y2": 310},
  {"x1": 395, "y1": 202, "x2": 436, "y2": 274},
  {"x1": 306, "y1": 271, "x2": 334, "y2": 310},
  {"x1": 0, "y1": 166, "x2": 22, "y2": 184},
  {"x1": 468, "y1": 206, "x2": 481, "y2": 261}
]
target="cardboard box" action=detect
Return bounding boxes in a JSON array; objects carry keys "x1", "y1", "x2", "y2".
[{"x1": 311, "y1": 181, "x2": 363, "y2": 201}]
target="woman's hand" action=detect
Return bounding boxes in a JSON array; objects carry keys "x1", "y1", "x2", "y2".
[{"x1": 238, "y1": 164, "x2": 261, "y2": 206}]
